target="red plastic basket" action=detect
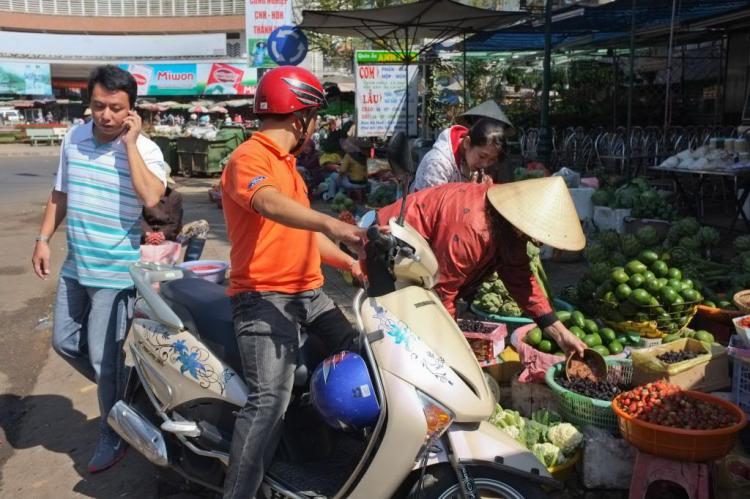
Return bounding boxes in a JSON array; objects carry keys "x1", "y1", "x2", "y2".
[{"x1": 612, "y1": 390, "x2": 747, "y2": 462}]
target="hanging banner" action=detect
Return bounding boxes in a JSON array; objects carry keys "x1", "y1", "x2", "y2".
[
  {"x1": 119, "y1": 64, "x2": 258, "y2": 96},
  {"x1": 0, "y1": 62, "x2": 52, "y2": 95},
  {"x1": 355, "y1": 51, "x2": 418, "y2": 138},
  {"x1": 245, "y1": 0, "x2": 294, "y2": 68}
]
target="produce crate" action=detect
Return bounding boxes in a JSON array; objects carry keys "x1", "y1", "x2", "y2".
[
  {"x1": 546, "y1": 358, "x2": 633, "y2": 436},
  {"x1": 728, "y1": 335, "x2": 750, "y2": 359},
  {"x1": 457, "y1": 320, "x2": 507, "y2": 367},
  {"x1": 732, "y1": 354, "x2": 750, "y2": 414},
  {"x1": 630, "y1": 339, "x2": 730, "y2": 392}
]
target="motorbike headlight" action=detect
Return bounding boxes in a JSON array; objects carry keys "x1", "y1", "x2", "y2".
[{"x1": 417, "y1": 391, "x2": 454, "y2": 458}]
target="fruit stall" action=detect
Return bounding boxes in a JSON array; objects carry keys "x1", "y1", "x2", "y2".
[{"x1": 454, "y1": 170, "x2": 750, "y2": 497}]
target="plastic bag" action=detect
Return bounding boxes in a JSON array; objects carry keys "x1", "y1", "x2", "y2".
[
  {"x1": 717, "y1": 455, "x2": 750, "y2": 493},
  {"x1": 630, "y1": 338, "x2": 715, "y2": 375},
  {"x1": 141, "y1": 241, "x2": 182, "y2": 265},
  {"x1": 515, "y1": 324, "x2": 565, "y2": 383},
  {"x1": 367, "y1": 158, "x2": 390, "y2": 176},
  {"x1": 552, "y1": 167, "x2": 580, "y2": 188}
]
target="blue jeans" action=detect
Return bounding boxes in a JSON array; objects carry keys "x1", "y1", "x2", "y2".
[
  {"x1": 223, "y1": 289, "x2": 358, "y2": 499},
  {"x1": 52, "y1": 276, "x2": 135, "y2": 433},
  {"x1": 328, "y1": 173, "x2": 366, "y2": 199}
]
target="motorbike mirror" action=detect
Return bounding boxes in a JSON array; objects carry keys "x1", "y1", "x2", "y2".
[
  {"x1": 387, "y1": 132, "x2": 414, "y2": 181},
  {"x1": 358, "y1": 210, "x2": 377, "y2": 229}
]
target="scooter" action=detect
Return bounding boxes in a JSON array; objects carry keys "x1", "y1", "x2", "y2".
[{"x1": 109, "y1": 132, "x2": 559, "y2": 498}]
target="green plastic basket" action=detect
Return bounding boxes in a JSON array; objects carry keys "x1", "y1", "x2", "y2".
[
  {"x1": 545, "y1": 358, "x2": 633, "y2": 436},
  {"x1": 471, "y1": 298, "x2": 574, "y2": 333}
]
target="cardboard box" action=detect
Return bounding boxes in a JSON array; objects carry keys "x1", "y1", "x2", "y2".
[{"x1": 630, "y1": 339, "x2": 730, "y2": 392}]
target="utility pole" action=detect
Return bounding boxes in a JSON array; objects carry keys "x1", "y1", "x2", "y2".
[{"x1": 538, "y1": 0, "x2": 553, "y2": 167}]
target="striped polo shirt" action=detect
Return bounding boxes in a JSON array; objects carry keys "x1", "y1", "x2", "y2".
[{"x1": 54, "y1": 121, "x2": 166, "y2": 289}]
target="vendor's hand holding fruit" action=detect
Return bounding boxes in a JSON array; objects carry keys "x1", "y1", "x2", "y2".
[{"x1": 544, "y1": 321, "x2": 587, "y2": 357}]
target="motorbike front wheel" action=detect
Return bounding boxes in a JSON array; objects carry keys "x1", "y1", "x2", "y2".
[{"x1": 408, "y1": 464, "x2": 544, "y2": 499}]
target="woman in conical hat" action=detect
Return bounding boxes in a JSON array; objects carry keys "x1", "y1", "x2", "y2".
[{"x1": 377, "y1": 176, "x2": 587, "y2": 356}]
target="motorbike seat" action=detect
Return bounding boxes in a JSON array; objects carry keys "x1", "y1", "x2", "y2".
[{"x1": 159, "y1": 278, "x2": 316, "y2": 387}]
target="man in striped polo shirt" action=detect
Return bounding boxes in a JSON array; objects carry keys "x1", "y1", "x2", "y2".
[{"x1": 31, "y1": 65, "x2": 166, "y2": 473}]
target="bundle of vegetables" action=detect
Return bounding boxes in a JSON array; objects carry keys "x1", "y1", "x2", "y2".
[
  {"x1": 616, "y1": 381, "x2": 739, "y2": 430},
  {"x1": 526, "y1": 310, "x2": 641, "y2": 356},
  {"x1": 472, "y1": 243, "x2": 551, "y2": 318},
  {"x1": 366, "y1": 182, "x2": 397, "y2": 208},
  {"x1": 489, "y1": 405, "x2": 584, "y2": 468},
  {"x1": 596, "y1": 251, "x2": 702, "y2": 336},
  {"x1": 331, "y1": 193, "x2": 355, "y2": 213},
  {"x1": 591, "y1": 177, "x2": 678, "y2": 221}
]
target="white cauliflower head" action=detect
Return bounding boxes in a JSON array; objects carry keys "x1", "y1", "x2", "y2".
[{"x1": 546, "y1": 423, "x2": 584, "y2": 456}]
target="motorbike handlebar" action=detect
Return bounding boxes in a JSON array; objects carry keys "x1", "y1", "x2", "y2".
[{"x1": 366, "y1": 226, "x2": 395, "y2": 251}]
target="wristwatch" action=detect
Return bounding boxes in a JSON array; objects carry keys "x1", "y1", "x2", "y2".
[{"x1": 36, "y1": 235, "x2": 50, "y2": 243}]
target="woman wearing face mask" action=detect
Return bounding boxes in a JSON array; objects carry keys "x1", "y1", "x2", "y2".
[{"x1": 411, "y1": 118, "x2": 505, "y2": 192}]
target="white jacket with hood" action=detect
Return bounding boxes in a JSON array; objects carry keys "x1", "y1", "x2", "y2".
[{"x1": 411, "y1": 126, "x2": 465, "y2": 192}]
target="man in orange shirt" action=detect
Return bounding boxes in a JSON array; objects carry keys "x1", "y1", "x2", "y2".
[{"x1": 220, "y1": 67, "x2": 365, "y2": 499}]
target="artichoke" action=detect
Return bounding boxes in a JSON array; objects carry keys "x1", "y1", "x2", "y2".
[
  {"x1": 610, "y1": 252, "x2": 628, "y2": 267},
  {"x1": 635, "y1": 225, "x2": 659, "y2": 247},
  {"x1": 675, "y1": 217, "x2": 701, "y2": 238},
  {"x1": 577, "y1": 278, "x2": 598, "y2": 300},
  {"x1": 678, "y1": 236, "x2": 701, "y2": 253},
  {"x1": 500, "y1": 302, "x2": 523, "y2": 317},
  {"x1": 734, "y1": 235, "x2": 750, "y2": 253},
  {"x1": 697, "y1": 227, "x2": 720, "y2": 248},
  {"x1": 583, "y1": 242, "x2": 609, "y2": 264},
  {"x1": 670, "y1": 247, "x2": 695, "y2": 268},
  {"x1": 559, "y1": 285, "x2": 580, "y2": 306},
  {"x1": 600, "y1": 230, "x2": 621, "y2": 250},
  {"x1": 493, "y1": 280, "x2": 508, "y2": 296},
  {"x1": 620, "y1": 234, "x2": 642, "y2": 258},
  {"x1": 590, "y1": 262, "x2": 612, "y2": 285}
]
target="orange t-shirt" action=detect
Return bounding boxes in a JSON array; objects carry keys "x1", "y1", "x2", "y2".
[{"x1": 221, "y1": 132, "x2": 324, "y2": 296}]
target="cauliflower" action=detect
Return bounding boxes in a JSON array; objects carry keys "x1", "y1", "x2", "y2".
[
  {"x1": 547, "y1": 423, "x2": 584, "y2": 456},
  {"x1": 500, "y1": 425, "x2": 520, "y2": 440},
  {"x1": 532, "y1": 443, "x2": 565, "y2": 468}
]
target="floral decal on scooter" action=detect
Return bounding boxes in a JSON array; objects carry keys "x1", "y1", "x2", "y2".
[
  {"x1": 372, "y1": 307, "x2": 453, "y2": 386},
  {"x1": 138, "y1": 323, "x2": 236, "y2": 395}
]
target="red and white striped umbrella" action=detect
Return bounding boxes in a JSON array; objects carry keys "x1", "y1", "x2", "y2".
[
  {"x1": 188, "y1": 105, "x2": 209, "y2": 113},
  {"x1": 208, "y1": 106, "x2": 228, "y2": 114}
]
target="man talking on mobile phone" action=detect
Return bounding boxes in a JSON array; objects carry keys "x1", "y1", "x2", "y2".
[{"x1": 31, "y1": 65, "x2": 166, "y2": 473}]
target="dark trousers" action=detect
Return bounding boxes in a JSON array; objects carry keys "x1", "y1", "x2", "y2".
[{"x1": 223, "y1": 288, "x2": 357, "y2": 499}]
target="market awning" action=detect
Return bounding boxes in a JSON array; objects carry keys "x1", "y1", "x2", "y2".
[
  {"x1": 465, "y1": 0, "x2": 750, "y2": 52},
  {"x1": 299, "y1": 0, "x2": 527, "y2": 60}
]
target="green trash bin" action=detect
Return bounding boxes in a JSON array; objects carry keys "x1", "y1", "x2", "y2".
[{"x1": 153, "y1": 136, "x2": 177, "y2": 172}]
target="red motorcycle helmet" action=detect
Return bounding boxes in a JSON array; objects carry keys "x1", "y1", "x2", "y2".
[{"x1": 254, "y1": 66, "x2": 328, "y2": 115}]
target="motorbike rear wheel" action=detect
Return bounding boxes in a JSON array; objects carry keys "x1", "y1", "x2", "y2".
[{"x1": 408, "y1": 464, "x2": 544, "y2": 499}]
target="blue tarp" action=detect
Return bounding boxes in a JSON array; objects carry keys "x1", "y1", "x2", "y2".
[{"x1": 465, "y1": 0, "x2": 750, "y2": 52}]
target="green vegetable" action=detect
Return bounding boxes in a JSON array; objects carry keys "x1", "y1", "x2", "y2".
[
  {"x1": 591, "y1": 189, "x2": 614, "y2": 207},
  {"x1": 547, "y1": 423, "x2": 584, "y2": 456},
  {"x1": 584, "y1": 243, "x2": 609, "y2": 264},
  {"x1": 620, "y1": 234, "x2": 642, "y2": 258},
  {"x1": 532, "y1": 443, "x2": 565, "y2": 468},
  {"x1": 531, "y1": 409, "x2": 563, "y2": 427}
]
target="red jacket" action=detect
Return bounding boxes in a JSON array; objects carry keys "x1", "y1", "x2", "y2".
[{"x1": 377, "y1": 183, "x2": 555, "y2": 325}]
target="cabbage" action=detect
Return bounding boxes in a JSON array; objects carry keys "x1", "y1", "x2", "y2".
[{"x1": 591, "y1": 189, "x2": 613, "y2": 207}]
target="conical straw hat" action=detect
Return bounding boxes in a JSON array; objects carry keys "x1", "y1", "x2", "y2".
[{"x1": 487, "y1": 176, "x2": 585, "y2": 251}]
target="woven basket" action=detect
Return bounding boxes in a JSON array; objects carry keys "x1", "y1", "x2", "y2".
[{"x1": 734, "y1": 290, "x2": 750, "y2": 315}]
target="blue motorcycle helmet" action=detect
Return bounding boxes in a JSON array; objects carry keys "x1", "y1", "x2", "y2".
[{"x1": 310, "y1": 351, "x2": 380, "y2": 431}]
